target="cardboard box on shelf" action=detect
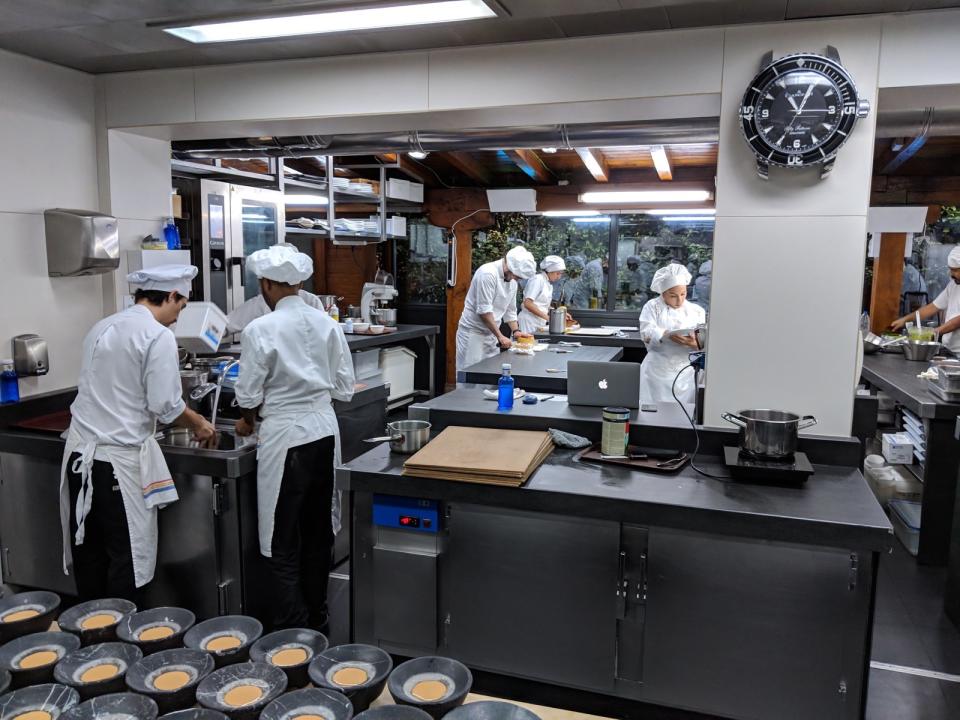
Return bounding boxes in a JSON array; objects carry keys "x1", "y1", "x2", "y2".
[{"x1": 882, "y1": 432, "x2": 914, "y2": 465}]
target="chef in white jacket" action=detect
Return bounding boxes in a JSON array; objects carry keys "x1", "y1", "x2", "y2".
[
  {"x1": 61, "y1": 265, "x2": 216, "y2": 602},
  {"x1": 233, "y1": 245, "x2": 355, "y2": 632},
  {"x1": 518, "y1": 255, "x2": 566, "y2": 334},
  {"x1": 637, "y1": 263, "x2": 706, "y2": 405},
  {"x1": 455, "y1": 245, "x2": 537, "y2": 377}
]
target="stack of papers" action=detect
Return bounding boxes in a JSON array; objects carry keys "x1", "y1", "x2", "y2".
[{"x1": 403, "y1": 426, "x2": 554, "y2": 487}]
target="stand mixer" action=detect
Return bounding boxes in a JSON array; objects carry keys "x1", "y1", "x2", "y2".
[{"x1": 361, "y1": 282, "x2": 399, "y2": 325}]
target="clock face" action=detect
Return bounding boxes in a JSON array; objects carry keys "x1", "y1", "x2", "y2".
[{"x1": 739, "y1": 53, "x2": 866, "y2": 169}]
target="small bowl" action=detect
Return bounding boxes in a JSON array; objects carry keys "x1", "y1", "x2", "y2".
[
  {"x1": 260, "y1": 687, "x2": 353, "y2": 720},
  {"x1": 54, "y1": 641, "x2": 143, "y2": 700},
  {"x1": 125, "y1": 647, "x2": 215, "y2": 714},
  {"x1": 195, "y1": 661, "x2": 287, "y2": 720},
  {"x1": 353, "y1": 322, "x2": 370, "y2": 333},
  {"x1": 308, "y1": 644, "x2": 392, "y2": 713},
  {"x1": 387, "y1": 656, "x2": 473, "y2": 720},
  {"x1": 902, "y1": 340, "x2": 942, "y2": 362},
  {"x1": 0, "y1": 683, "x2": 79, "y2": 718},
  {"x1": 355, "y1": 706, "x2": 433, "y2": 720},
  {"x1": 160, "y1": 710, "x2": 229, "y2": 720},
  {"x1": 117, "y1": 607, "x2": 196, "y2": 655},
  {"x1": 61, "y1": 692, "x2": 158, "y2": 720},
  {"x1": 0, "y1": 668, "x2": 10, "y2": 696},
  {"x1": 249, "y1": 629, "x2": 328, "y2": 689},
  {"x1": 58, "y1": 599, "x2": 137, "y2": 646},
  {"x1": 184, "y1": 616, "x2": 262, "y2": 668},
  {"x1": 0, "y1": 630, "x2": 81, "y2": 689},
  {"x1": 369, "y1": 325, "x2": 385, "y2": 335},
  {"x1": 444, "y1": 702, "x2": 541, "y2": 720},
  {"x1": 0, "y1": 591, "x2": 61, "y2": 644}
]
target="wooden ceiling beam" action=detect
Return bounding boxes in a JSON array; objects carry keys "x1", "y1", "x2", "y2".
[
  {"x1": 444, "y1": 151, "x2": 492, "y2": 186},
  {"x1": 649, "y1": 145, "x2": 673, "y2": 181},
  {"x1": 506, "y1": 149, "x2": 552, "y2": 184},
  {"x1": 575, "y1": 148, "x2": 610, "y2": 183}
]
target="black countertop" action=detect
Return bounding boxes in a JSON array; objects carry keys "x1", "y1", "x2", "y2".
[
  {"x1": 862, "y1": 353, "x2": 960, "y2": 420},
  {"x1": 345, "y1": 324, "x2": 438, "y2": 351},
  {"x1": 462, "y1": 345, "x2": 623, "y2": 392},
  {"x1": 343, "y1": 441, "x2": 892, "y2": 553},
  {"x1": 534, "y1": 329, "x2": 647, "y2": 349}
]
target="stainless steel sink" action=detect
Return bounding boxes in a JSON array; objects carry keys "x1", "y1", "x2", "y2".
[{"x1": 155, "y1": 425, "x2": 256, "y2": 452}]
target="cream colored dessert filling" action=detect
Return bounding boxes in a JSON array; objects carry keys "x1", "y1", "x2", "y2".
[
  {"x1": 80, "y1": 613, "x2": 118, "y2": 630},
  {"x1": 270, "y1": 647, "x2": 308, "y2": 667},
  {"x1": 223, "y1": 684, "x2": 262, "y2": 707},
  {"x1": 80, "y1": 662, "x2": 119, "y2": 683},
  {"x1": 411, "y1": 679, "x2": 449, "y2": 701},
  {"x1": 139, "y1": 625, "x2": 175, "y2": 642},
  {"x1": 153, "y1": 670, "x2": 191, "y2": 691},
  {"x1": 204, "y1": 634, "x2": 242, "y2": 652},
  {"x1": 13, "y1": 711, "x2": 52, "y2": 720},
  {"x1": 2, "y1": 609, "x2": 40, "y2": 623},
  {"x1": 17, "y1": 650, "x2": 59, "y2": 669},
  {"x1": 331, "y1": 666, "x2": 368, "y2": 687}
]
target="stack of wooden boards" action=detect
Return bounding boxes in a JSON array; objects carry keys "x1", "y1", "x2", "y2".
[{"x1": 403, "y1": 426, "x2": 554, "y2": 487}]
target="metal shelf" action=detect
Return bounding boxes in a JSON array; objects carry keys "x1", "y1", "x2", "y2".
[
  {"x1": 284, "y1": 176, "x2": 422, "y2": 210},
  {"x1": 286, "y1": 227, "x2": 402, "y2": 246},
  {"x1": 171, "y1": 158, "x2": 277, "y2": 184}
]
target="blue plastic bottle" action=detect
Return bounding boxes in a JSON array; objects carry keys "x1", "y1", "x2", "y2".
[
  {"x1": 163, "y1": 217, "x2": 181, "y2": 250},
  {"x1": 0, "y1": 360, "x2": 19, "y2": 404},
  {"x1": 497, "y1": 363, "x2": 514, "y2": 411}
]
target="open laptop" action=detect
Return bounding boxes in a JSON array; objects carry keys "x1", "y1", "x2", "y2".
[{"x1": 567, "y1": 361, "x2": 641, "y2": 409}]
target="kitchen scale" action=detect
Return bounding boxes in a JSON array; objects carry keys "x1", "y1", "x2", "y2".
[{"x1": 722, "y1": 447, "x2": 814, "y2": 486}]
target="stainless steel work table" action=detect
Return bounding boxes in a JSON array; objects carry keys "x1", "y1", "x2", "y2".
[
  {"x1": 861, "y1": 352, "x2": 960, "y2": 566},
  {"x1": 461, "y1": 345, "x2": 623, "y2": 393},
  {"x1": 343, "y1": 416, "x2": 891, "y2": 720}
]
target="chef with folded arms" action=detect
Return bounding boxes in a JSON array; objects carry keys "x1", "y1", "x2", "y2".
[
  {"x1": 890, "y1": 246, "x2": 960, "y2": 353},
  {"x1": 226, "y1": 243, "x2": 325, "y2": 333},
  {"x1": 456, "y1": 245, "x2": 537, "y2": 378},
  {"x1": 233, "y1": 245, "x2": 355, "y2": 632},
  {"x1": 61, "y1": 265, "x2": 216, "y2": 602},
  {"x1": 518, "y1": 255, "x2": 567, "y2": 334}
]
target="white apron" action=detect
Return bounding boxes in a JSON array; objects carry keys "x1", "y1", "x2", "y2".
[
  {"x1": 59, "y1": 426, "x2": 177, "y2": 589},
  {"x1": 518, "y1": 272, "x2": 553, "y2": 334},
  {"x1": 455, "y1": 326, "x2": 500, "y2": 374},
  {"x1": 638, "y1": 300, "x2": 704, "y2": 405},
  {"x1": 255, "y1": 394, "x2": 341, "y2": 557}
]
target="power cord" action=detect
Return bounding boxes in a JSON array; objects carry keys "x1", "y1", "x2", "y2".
[{"x1": 671, "y1": 361, "x2": 731, "y2": 480}]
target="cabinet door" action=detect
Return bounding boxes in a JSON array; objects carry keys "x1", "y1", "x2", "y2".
[{"x1": 442, "y1": 504, "x2": 619, "y2": 692}]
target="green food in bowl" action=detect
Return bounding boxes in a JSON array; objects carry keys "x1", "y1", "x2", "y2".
[{"x1": 907, "y1": 328, "x2": 936, "y2": 342}]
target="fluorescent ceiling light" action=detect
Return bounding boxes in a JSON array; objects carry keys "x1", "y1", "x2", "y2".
[
  {"x1": 576, "y1": 149, "x2": 608, "y2": 182},
  {"x1": 543, "y1": 210, "x2": 600, "y2": 217},
  {"x1": 662, "y1": 216, "x2": 716, "y2": 223},
  {"x1": 541, "y1": 147, "x2": 558, "y2": 154},
  {"x1": 580, "y1": 190, "x2": 710, "y2": 204},
  {"x1": 285, "y1": 194, "x2": 329, "y2": 205},
  {"x1": 645, "y1": 208, "x2": 715, "y2": 216},
  {"x1": 572, "y1": 217, "x2": 611, "y2": 223},
  {"x1": 650, "y1": 145, "x2": 672, "y2": 181},
  {"x1": 165, "y1": 0, "x2": 496, "y2": 43},
  {"x1": 408, "y1": 151, "x2": 429, "y2": 160}
]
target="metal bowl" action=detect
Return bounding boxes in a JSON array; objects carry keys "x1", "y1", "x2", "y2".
[
  {"x1": 308, "y1": 644, "x2": 392, "y2": 713},
  {"x1": 59, "y1": 598, "x2": 137, "y2": 646},
  {"x1": 901, "y1": 341, "x2": 942, "y2": 362},
  {"x1": 387, "y1": 656, "x2": 473, "y2": 720},
  {"x1": 0, "y1": 630, "x2": 81, "y2": 689},
  {"x1": 249, "y1": 628, "x2": 328, "y2": 689},
  {"x1": 0, "y1": 591, "x2": 62, "y2": 644},
  {"x1": 61, "y1": 692, "x2": 158, "y2": 720},
  {"x1": 117, "y1": 607, "x2": 196, "y2": 655},
  {"x1": 54, "y1": 641, "x2": 143, "y2": 700},
  {"x1": 184, "y1": 616, "x2": 262, "y2": 669},
  {"x1": 259, "y1": 687, "x2": 353, "y2": 720},
  {"x1": 125, "y1": 647, "x2": 215, "y2": 714}
]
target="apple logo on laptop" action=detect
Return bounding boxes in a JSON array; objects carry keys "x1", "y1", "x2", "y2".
[{"x1": 598, "y1": 378, "x2": 608, "y2": 390}]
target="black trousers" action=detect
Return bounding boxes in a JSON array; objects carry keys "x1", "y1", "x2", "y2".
[
  {"x1": 267, "y1": 435, "x2": 336, "y2": 631},
  {"x1": 67, "y1": 454, "x2": 139, "y2": 603}
]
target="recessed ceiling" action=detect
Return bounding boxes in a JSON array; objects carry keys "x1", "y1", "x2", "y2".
[{"x1": 0, "y1": 0, "x2": 958, "y2": 73}]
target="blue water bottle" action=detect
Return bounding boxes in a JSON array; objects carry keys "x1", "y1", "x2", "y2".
[
  {"x1": 497, "y1": 363, "x2": 514, "y2": 411},
  {"x1": 0, "y1": 360, "x2": 19, "y2": 404},
  {"x1": 163, "y1": 217, "x2": 181, "y2": 250}
]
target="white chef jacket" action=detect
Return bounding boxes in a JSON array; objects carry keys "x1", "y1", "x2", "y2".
[
  {"x1": 934, "y1": 282, "x2": 960, "y2": 353},
  {"x1": 518, "y1": 272, "x2": 553, "y2": 334},
  {"x1": 227, "y1": 290, "x2": 325, "y2": 333},
  {"x1": 61, "y1": 304, "x2": 184, "y2": 587},
  {"x1": 637, "y1": 297, "x2": 706, "y2": 404},
  {"x1": 456, "y1": 260, "x2": 518, "y2": 372},
  {"x1": 234, "y1": 294, "x2": 355, "y2": 555}
]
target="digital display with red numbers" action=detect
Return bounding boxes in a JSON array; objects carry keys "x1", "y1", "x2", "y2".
[{"x1": 399, "y1": 515, "x2": 420, "y2": 528}]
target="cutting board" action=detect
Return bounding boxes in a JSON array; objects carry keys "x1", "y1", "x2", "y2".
[
  {"x1": 566, "y1": 328, "x2": 619, "y2": 337},
  {"x1": 403, "y1": 426, "x2": 553, "y2": 485}
]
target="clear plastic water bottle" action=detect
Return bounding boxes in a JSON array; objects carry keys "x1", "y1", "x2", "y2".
[
  {"x1": 497, "y1": 363, "x2": 514, "y2": 411},
  {"x1": 163, "y1": 217, "x2": 181, "y2": 250},
  {"x1": 0, "y1": 359, "x2": 19, "y2": 404},
  {"x1": 344, "y1": 317, "x2": 354, "y2": 334}
]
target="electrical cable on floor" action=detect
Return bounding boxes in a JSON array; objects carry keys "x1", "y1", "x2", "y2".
[{"x1": 671, "y1": 361, "x2": 731, "y2": 480}]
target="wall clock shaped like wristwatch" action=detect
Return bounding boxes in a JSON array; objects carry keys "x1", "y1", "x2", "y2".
[{"x1": 738, "y1": 46, "x2": 870, "y2": 180}]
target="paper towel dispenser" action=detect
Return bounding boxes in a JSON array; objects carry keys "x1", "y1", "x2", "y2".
[{"x1": 44, "y1": 208, "x2": 119, "y2": 277}]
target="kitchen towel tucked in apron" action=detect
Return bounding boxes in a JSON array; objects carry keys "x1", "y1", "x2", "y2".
[{"x1": 254, "y1": 393, "x2": 342, "y2": 557}]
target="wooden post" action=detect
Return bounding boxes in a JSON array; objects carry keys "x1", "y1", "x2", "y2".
[
  {"x1": 869, "y1": 232, "x2": 906, "y2": 334},
  {"x1": 423, "y1": 189, "x2": 493, "y2": 390}
]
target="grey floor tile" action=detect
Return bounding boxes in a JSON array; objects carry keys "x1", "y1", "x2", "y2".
[
  {"x1": 867, "y1": 668, "x2": 951, "y2": 720},
  {"x1": 939, "y1": 678, "x2": 960, "y2": 712},
  {"x1": 915, "y1": 617, "x2": 960, "y2": 675},
  {"x1": 872, "y1": 621, "x2": 935, "y2": 669}
]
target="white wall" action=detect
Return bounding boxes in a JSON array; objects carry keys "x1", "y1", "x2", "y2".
[
  {"x1": 703, "y1": 18, "x2": 882, "y2": 437},
  {"x1": 0, "y1": 49, "x2": 103, "y2": 397}
]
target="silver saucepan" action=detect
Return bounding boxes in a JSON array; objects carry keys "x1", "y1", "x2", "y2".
[
  {"x1": 721, "y1": 409, "x2": 817, "y2": 459},
  {"x1": 365, "y1": 420, "x2": 431, "y2": 454}
]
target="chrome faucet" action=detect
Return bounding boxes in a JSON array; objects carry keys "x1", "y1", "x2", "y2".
[{"x1": 211, "y1": 359, "x2": 240, "y2": 427}]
